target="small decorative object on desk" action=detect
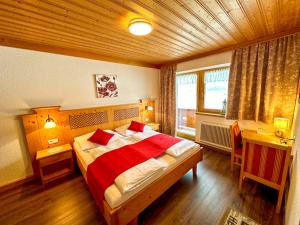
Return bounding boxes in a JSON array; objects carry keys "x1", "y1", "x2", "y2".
[
  {"x1": 280, "y1": 137, "x2": 295, "y2": 145},
  {"x1": 256, "y1": 127, "x2": 264, "y2": 134},
  {"x1": 95, "y1": 74, "x2": 118, "y2": 98}
]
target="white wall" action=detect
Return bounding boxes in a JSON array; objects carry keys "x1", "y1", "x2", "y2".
[
  {"x1": 0, "y1": 46, "x2": 159, "y2": 186},
  {"x1": 177, "y1": 51, "x2": 232, "y2": 72},
  {"x1": 285, "y1": 103, "x2": 300, "y2": 225}
]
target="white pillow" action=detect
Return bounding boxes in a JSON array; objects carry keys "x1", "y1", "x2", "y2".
[
  {"x1": 74, "y1": 130, "x2": 121, "y2": 150},
  {"x1": 115, "y1": 123, "x2": 152, "y2": 137},
  {"x1": 115, "y1": 124, "x2": 135, "y2": 137}
]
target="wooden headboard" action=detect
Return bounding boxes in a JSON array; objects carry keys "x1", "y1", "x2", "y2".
[{"x1": 22, "y1": 103, "x2": 143, "y2": 177}]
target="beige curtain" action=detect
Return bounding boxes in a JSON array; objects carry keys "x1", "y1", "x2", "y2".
[
  {"x1": 159, "y1": 64, "x2": 177, "y2": 135},
  {"x1": 226, "y1": 33, "x2": 300, "y2": 124}
]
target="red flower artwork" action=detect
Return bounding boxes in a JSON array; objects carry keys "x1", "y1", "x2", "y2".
[{"x1": 96, "y1": 74, "x2": 118, "y2": 98}]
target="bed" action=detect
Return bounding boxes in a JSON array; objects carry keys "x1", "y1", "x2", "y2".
[
  {"x1": 73, "y1": 129, "x2": 200, "y2": 209},
  {"x1": 21, "y1": 103, "x2": 203, "y2": 225},
  {"x1": 74, "y1": 130, "x2": 203, "y2": 225}
]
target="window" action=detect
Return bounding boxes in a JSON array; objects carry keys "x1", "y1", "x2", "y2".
[
  {"x1": 198, "y1": 67, "x2": 229, "y2": 114},
  {"x1": 176, "y1": 74, "x2": 197, "y2": 137},
  {"x1": 175, "y1": 66, "x2": 229, "y2": 138}
]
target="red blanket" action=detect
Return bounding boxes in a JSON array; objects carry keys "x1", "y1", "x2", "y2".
[{"x1": 86, "y1": 133, "x2": 181, "y2": 205}]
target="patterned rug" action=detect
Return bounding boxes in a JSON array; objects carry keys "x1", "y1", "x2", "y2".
[{"x1": 219, "y1": 208, "x2": 261, "y2": 225}]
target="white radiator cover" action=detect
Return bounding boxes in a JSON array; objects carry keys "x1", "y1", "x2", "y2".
[{"x1": 195, "y1": 116, "x2": 235, "y2": 152}]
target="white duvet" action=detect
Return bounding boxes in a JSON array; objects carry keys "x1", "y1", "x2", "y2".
[
  {"x1": 131, "y1": 131, "x2": 199, "y2": 157},
  {"x1": 76, "y1": 130, "x2": 199, "y2": 195},
  {"x1": 115, "y1": 158, "x2": 167, "y2": 194}
]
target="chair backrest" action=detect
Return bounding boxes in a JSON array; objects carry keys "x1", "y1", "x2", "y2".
[
  {"x1": 242, "y1": 140, "x2": 291, "y2": 186},
  {"x1": 230, "y1": 121, "x2": 242, "y2": 150}
]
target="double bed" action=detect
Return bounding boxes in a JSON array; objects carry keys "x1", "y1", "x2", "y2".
[
  {"x1": 21, "y1": 103, "x2": 203, "y2": 225},
  {"x1": 74, "y1": 129, "x2": 201, "y2": 209},
  {"x1": 74, "y1": 129, "x2": 203, "y2": 225}
]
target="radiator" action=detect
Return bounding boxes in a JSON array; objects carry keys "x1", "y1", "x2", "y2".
[{"x1": 198, "y1": 121, "x2": 232, "y2": 152}]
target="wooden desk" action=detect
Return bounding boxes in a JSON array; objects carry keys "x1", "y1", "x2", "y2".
[
  {"x1": 240, "y1": 129, "x2": 293, "y2": 213},
  {"x1": 242, "y1": 130, "x2": 293, "y2": 150}
]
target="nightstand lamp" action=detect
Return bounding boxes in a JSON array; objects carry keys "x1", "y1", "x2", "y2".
[
  {"x1": 274, "y1": 117, "x2": 290, "y2": 138},
  {"x1": 44, "y1": 114, "x2": 56, "y2": 129},
  {"x1": 145, "y1": 105, "x2": 153, "y2": 111},
  {"x1": 144, "y1": 105, "x2": 153, "y2": 122}
]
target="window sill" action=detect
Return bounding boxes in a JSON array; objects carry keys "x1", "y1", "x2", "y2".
[{"x1": 196, "y1": 112, "x2": 225, "y2": 118}]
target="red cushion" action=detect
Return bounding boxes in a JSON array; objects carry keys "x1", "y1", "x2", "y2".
[
  {"x1": 234, "y1": 147, "x2": 243, "y2": 156},
  {"x1": 88, "y1": 129, "x2": 114, "y2": 146},
  {"x1": 234, "y1": 131, "x2": 242, "y2": 148},
  {"x1": 128, "y1": 121, "x2": 145, "y2": 132}
]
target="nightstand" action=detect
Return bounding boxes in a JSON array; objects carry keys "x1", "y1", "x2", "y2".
[
  {"x1": 147, "y1": 122, "x2": 160, "y2": 131},
  {"x1": 36, "y1": 144, "x2": 74, "y2": 185}
]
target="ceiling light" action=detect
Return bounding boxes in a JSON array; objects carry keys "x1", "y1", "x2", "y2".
[{"x1": 128, "y1": 18, "x2": 152, "y2": 36}]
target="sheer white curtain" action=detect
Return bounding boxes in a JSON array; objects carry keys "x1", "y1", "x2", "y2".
[
  {"x1": 176, "y1": 74, "x2": 197, "y2": 132},
  {"x1": 176, "y1": 74, "x2": 197, "y2": 110}
]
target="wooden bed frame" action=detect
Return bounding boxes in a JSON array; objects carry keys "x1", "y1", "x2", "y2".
[
  {"x1": 77, "y1": 147, "x2": 202, "y2": 225},
  {"x1": 21, "y1": 102, "x2": 203, "y2": 225}
]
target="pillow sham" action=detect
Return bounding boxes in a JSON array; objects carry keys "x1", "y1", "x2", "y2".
[
  {"x1": 115, "y1": 124, "x2": 136, "y2": 137},
  {"x1": 74, "y1": 129, "x2": 121, "y2": 150},
  {"x1": 115, "y1": 123, "x2": 152, "y2": 136},
  {"x1": 88, "y1": 129, "x2": 114, "y2": 146},
  {"x1": 128, "y1": 121, "x2": 146, "y2": 132}
]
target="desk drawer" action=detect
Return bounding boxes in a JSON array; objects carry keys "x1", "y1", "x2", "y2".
[{"x1": 39, "y1": 151, "x2": 72, "y2": 167}]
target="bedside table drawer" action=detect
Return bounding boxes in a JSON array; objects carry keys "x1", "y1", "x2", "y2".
[{"x1": 39, "y1": 151, "x2": 72, "y2": 167}]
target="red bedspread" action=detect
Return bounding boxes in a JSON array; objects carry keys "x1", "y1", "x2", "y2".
[{"x1": 86, "y1": 133, "x2": 181, "y2": 205}]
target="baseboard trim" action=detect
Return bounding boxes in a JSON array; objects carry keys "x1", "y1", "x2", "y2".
[{"x1": 0, "y1": 175, "x2": 36, "y2": 194}]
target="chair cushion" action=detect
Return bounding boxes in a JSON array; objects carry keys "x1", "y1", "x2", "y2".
[
  {"x1": 234, "y1": 147, "x2": 243, "y2": 156},
  {"x1": 234, "y1": 131, "x2": 242, "y2": 148}
]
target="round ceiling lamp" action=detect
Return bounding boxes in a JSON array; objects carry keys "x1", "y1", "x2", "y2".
[{"x1": 128, "y1": 18, "x2": 152, "y2": 36}]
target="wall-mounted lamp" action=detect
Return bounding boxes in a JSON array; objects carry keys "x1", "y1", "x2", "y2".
[
  {"x1": 145, "y1": 105, "x2": 153, "y2": 111},
  {"x1": 44, "y1": 115, "x2": 56, "y2": 129},
  {"x1": 144, "y1": 105, "x2": 154, "y2": 122},
  {"x1": 274, "y1": 117, "x2": 290, "y2": 137}
]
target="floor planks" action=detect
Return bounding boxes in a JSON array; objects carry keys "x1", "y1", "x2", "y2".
[{"x1": 0, "y1": 149, "x2": 283, "y2": 225}]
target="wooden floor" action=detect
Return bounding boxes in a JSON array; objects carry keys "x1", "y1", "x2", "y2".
[{"x1": 0, "y1": 149, "x2": 283, "y2": 225}]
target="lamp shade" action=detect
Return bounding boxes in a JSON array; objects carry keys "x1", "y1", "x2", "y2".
[
  {"x1": 44, "y1": 115, "x2": 56, "y2": 129},
  {"x1": 274, "y1": 117, "x2": 290, "y2": 130},
  {"x1": 145, "y1": 105, "x2": 153, "y2": 111}
]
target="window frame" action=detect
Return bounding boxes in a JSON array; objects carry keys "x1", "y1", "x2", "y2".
[{"x1": 197, "y1": 66, "x2": 229, "y2": 114}]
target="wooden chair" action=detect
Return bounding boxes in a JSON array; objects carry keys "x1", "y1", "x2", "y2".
[
  {"x1": 230, "y1": 121, "x2": 243, "y2": 171},
  {"x1": 239, "y1": 137, "x2": 292, "y2": 213}
]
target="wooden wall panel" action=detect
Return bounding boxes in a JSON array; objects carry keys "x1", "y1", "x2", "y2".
[{"x1": 21, "y1": 103, "x2": 146, "y2": 177}]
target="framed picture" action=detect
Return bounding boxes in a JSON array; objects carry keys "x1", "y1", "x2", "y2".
[{"x1": 95, "y1": 74, "x2": 118, "y2": 98}]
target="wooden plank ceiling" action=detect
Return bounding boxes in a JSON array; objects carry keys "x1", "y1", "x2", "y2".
[{"x1": 0, "y1": 0, "x2": 299, "y2": 68}]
